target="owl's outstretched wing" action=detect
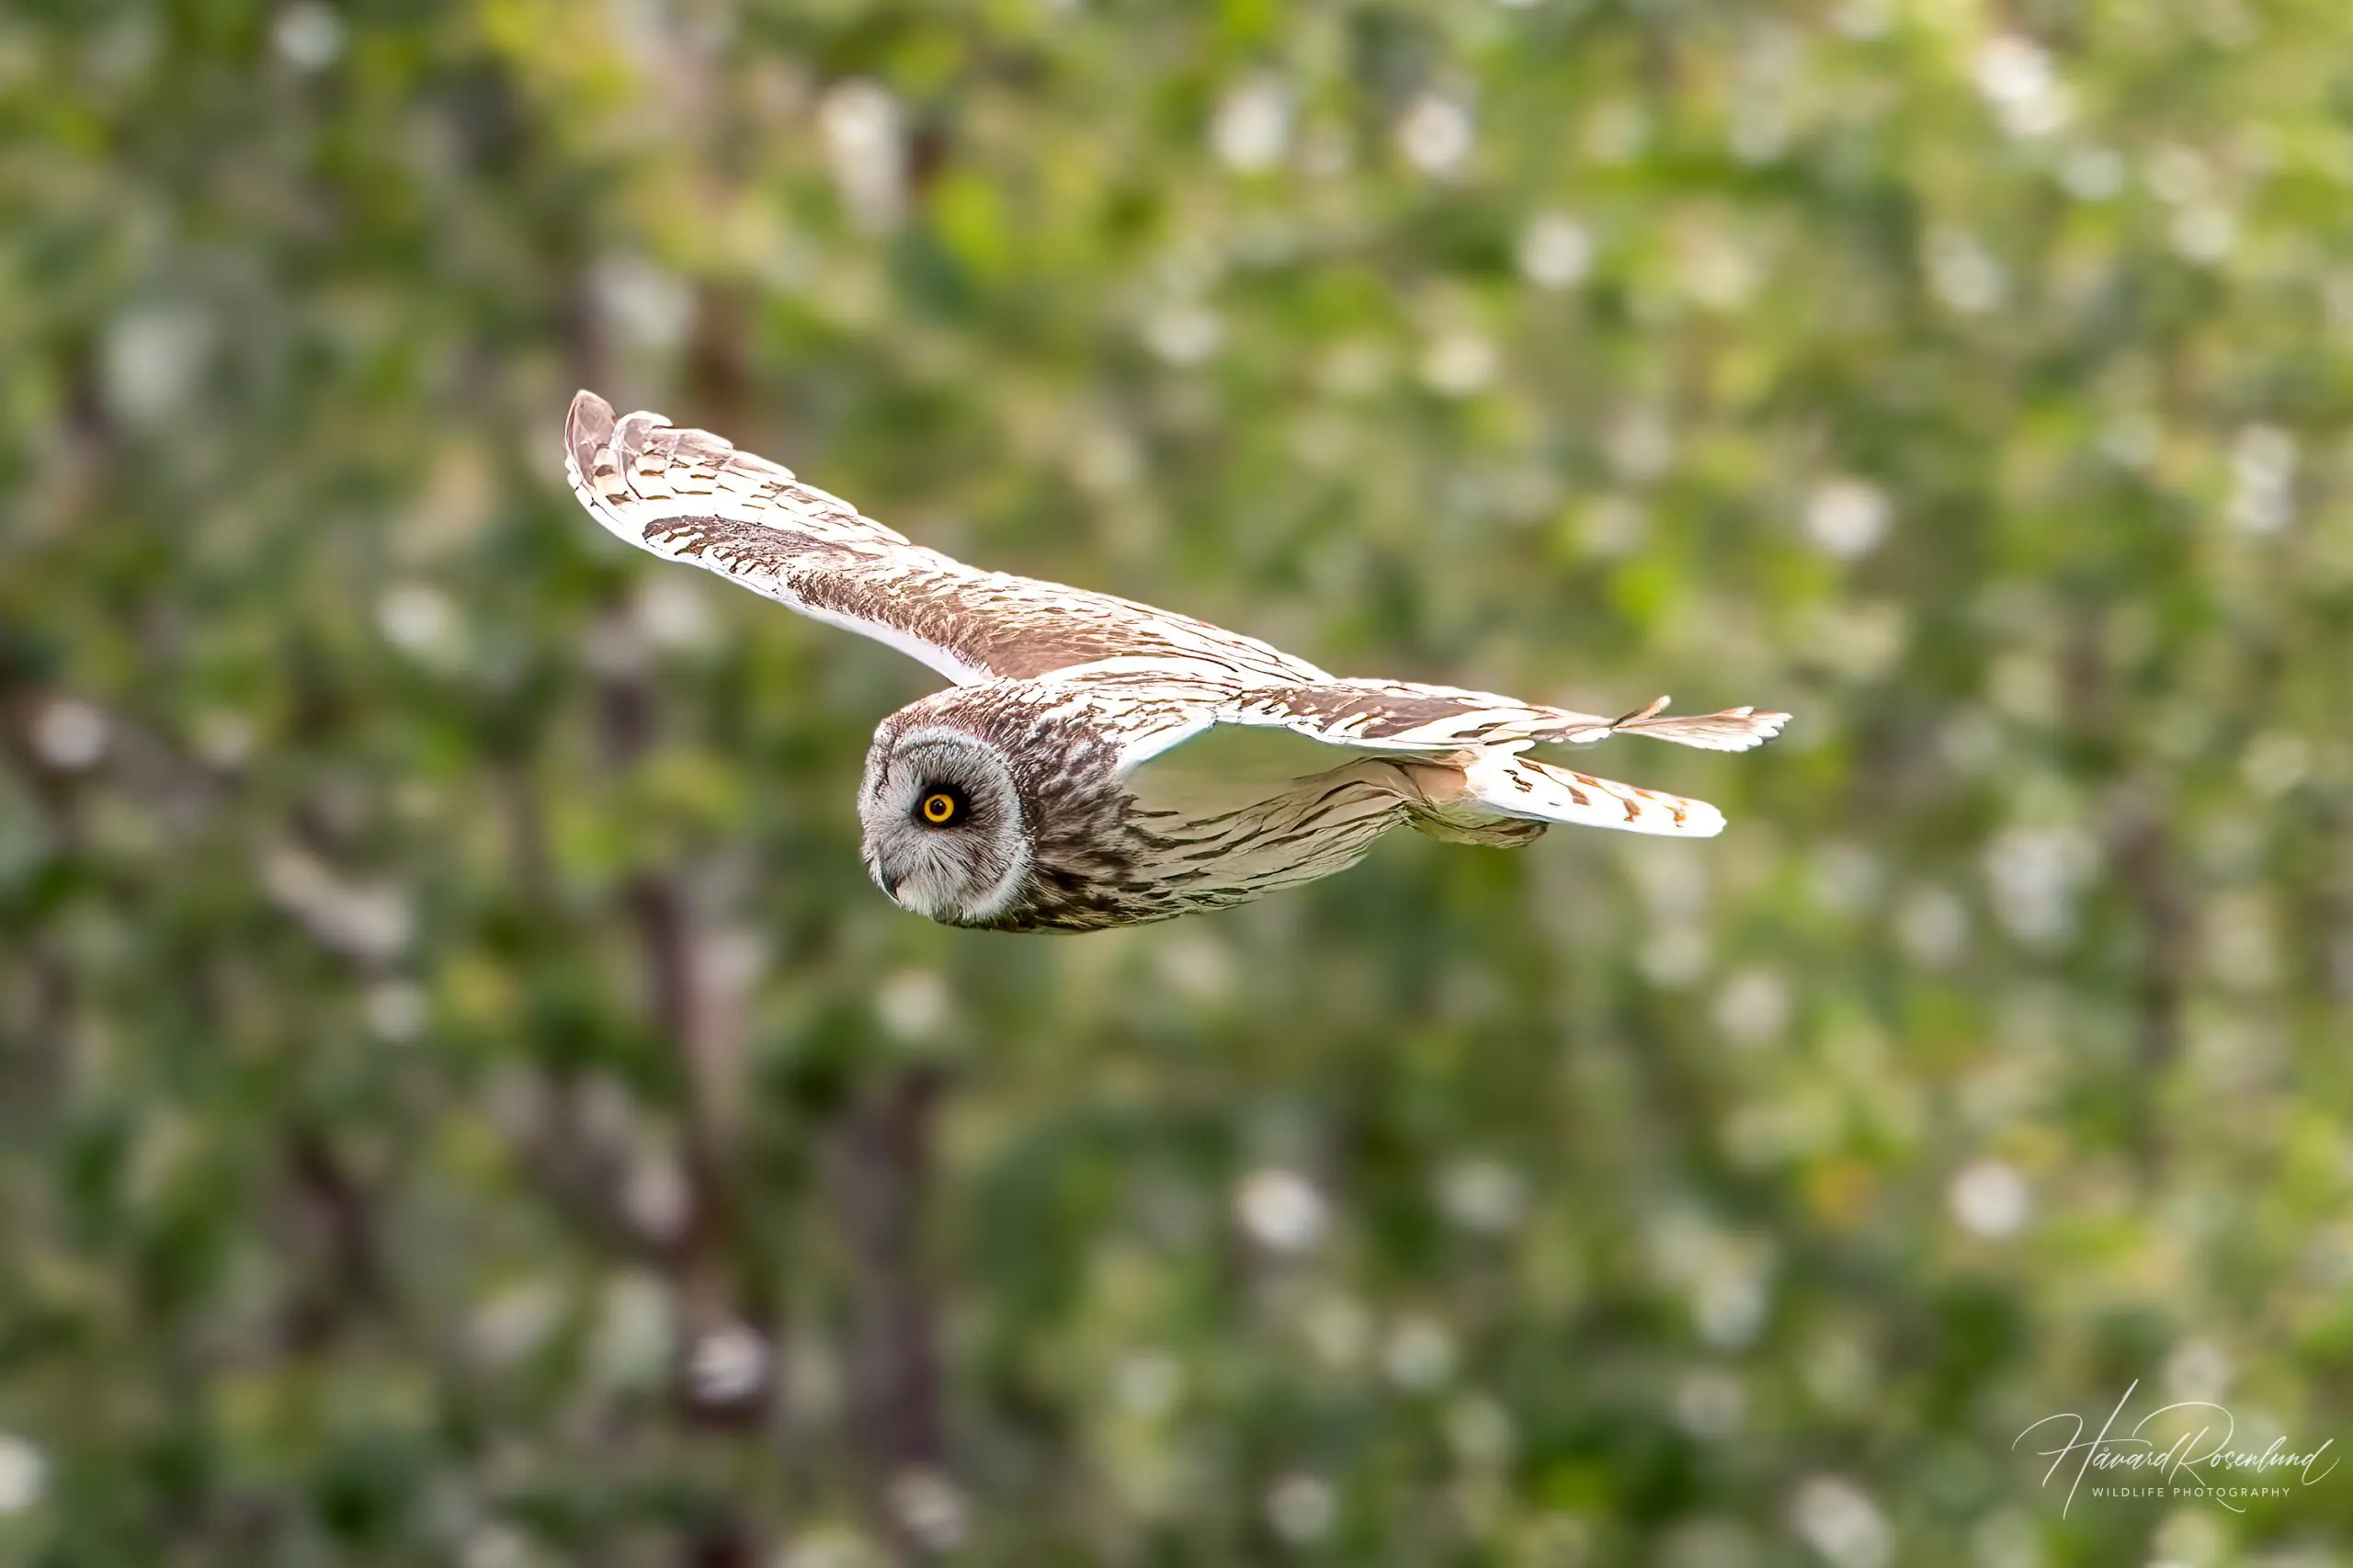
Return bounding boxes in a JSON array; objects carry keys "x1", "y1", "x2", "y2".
[
  {"x1": 1097, "y1": 674, "x2": 1787, "y2": 840},
  {"x1": 1109, "y1": 676, "x2": 1786, "y2": 768},
  {"x1": 1199, "y1": 681, "x2": 1787, "y2": 755},
  {"x1": 564, "y1": 392, "x2": 1324, "y2": 687}
]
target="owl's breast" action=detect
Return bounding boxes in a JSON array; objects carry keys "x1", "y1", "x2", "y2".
[{"x1": 994, "y1": 762, "x2": 1413, "y2": 932}]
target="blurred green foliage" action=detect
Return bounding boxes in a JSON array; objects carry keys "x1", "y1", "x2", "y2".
[{"x1": 5, "y1": 1, "x2": 2353, "y2": 1564}]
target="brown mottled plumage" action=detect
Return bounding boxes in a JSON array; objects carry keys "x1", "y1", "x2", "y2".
[{"x1": 564, "y1": 392, "x2": 1790, "y2": 932}]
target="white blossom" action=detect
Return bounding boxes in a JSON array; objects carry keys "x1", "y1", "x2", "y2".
[
  {"x1": 1805, "y1": 479, "x2": 1891, "y2": 560},
  {"x1": 1790, "y1": 1475, "x2": 1892, "y2": 1568},
  {"x1": 30, "y1": 699, "x2": 108, "y2": 771},
  {"x1": 273, "y1": 4, "x2": 346, "y2": 71},
  {"x1": 1236, "y1": 1168, "x2": 1326, "y2": 1252},
  {"x1": 1948, "y1": 1159, "x2": 2031, "y2": 1237},
  {"x1": 1265, "y1": 1473, "x2": 1336, "y2": 1542},
  {"x1": 1212, "y1": 77, "x2": 1290, "y2": 172},
  {"x1": 1518, "y1": 213, "x2": 1595, "y2": 289},
  {"x1": 820, "y1": 79, "x2": 905, "y2": 231},
  {"x1": 1395, "y1": 93, "x2": 1473, "y2": 178}
]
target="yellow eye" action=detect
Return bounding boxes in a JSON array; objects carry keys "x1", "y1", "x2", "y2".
[{"x1": 920, "y1": 792, "x2": 959, "y2": 824}]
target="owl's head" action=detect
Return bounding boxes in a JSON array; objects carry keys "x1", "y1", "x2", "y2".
[{"x1": 858, "y1": 726, "x2": 1033, "y2": 926}]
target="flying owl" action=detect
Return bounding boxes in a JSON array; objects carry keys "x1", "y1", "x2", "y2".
[{"x1": 564, "y1": 392, "x2": 1788, "y2": 933}]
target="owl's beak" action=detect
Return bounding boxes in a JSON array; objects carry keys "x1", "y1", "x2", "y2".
[{"x1": 871, "y1": 859, "x2": 904, "y2": 902}]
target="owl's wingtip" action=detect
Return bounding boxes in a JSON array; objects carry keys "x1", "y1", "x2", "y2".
[
  {"x1": 1608, "y1": 701, "x2": 1793, "y2": 753},
  {"x1": 567, "y1": 389, "x2": 616, "y2": 452},
  {"x1": 563, "y1": 391, "x2": 623, "y2": 505}
]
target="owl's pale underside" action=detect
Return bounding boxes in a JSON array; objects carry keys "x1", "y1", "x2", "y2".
[{"x1": 563, "y1": 392, "x2": 1790, "y2": 933}]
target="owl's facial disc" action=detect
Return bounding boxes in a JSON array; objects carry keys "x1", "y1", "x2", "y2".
[{"x1": 858, "y1": 729, "x2": 1031, "y2": 926}]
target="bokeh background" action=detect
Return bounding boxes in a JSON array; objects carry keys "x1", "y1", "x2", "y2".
[{"x1": 5, "y1": 1, "x2": 2353, "y2": 1564}]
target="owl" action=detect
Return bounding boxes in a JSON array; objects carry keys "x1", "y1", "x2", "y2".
[{"x1": 564, "y1": 392, "x2": 1788, "y2": 933}]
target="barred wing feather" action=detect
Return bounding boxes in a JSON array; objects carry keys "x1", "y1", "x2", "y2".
[
  {"x1": 563, "y1": 391, "x2": 1326, "y2": 687},
  {"x1": 1104, "y1": 675, "x2": 1782, "y2": 841}
]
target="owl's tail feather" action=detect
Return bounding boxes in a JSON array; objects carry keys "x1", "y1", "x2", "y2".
[{"x1": 1432, "y1": 752, "x2": 1728, "y2": 839}]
